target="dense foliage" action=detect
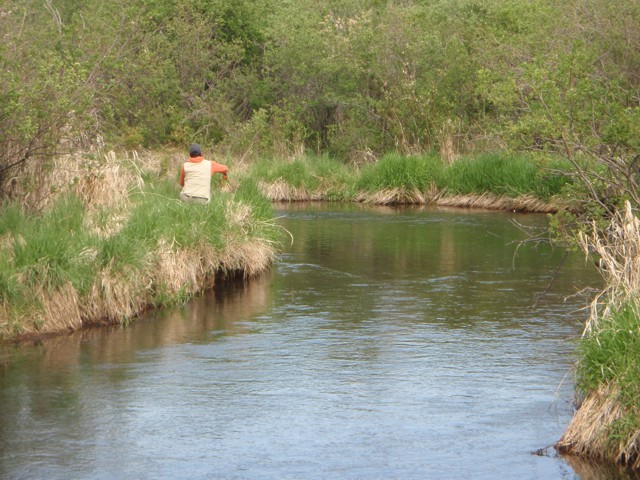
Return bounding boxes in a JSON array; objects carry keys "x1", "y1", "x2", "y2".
[{"x1": 1, "y1": 0, "x2": 638, "y2": 201}]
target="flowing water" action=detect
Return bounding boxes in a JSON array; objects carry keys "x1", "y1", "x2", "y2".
[{"x1": 1, "y1": 203, "x2": 632, "y2": 479}]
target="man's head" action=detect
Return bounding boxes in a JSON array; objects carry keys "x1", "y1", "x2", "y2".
[{"x1": 189, "y1": 143, "x2": 202, "y2": 157}]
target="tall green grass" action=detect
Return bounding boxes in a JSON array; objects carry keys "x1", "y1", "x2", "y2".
[
  {"x1": 251, "y1": 158, "x2": 309, "y2": 188},
  {"x1": 2, "y1": 195, "x2": 96, "y2": 295},
  {"x1": 248, "y1": 154, "x2": 357, "y2": 200},
  {"x1": 577, "y1": 303, "x2": 640, "y2": 409},
  {"x1": 242, "y1": 151, "x2": 572, "y2": 203},
  {"x1": 356, "y1": 153, "x2": 444, "y2": 191},
  {"x1": 234, "y1": 179, "x2": 276, "y2": 221},
  {"x1": 443, "y1": 153, "x2": 570, "y2": 198}
]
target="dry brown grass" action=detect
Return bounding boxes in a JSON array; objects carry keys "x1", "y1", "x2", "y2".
[
  {"x1": 23, "y1": 150, "x2": 148, "y2": 237},
  {"x1": 578, "y1": 201, "x2": 640, "y2": 334},
  {"x1": 9, "y1": 147, "x2": 179, "y2": 214},
  {"x1": 0, "y1": 303, "x2": 22, "y2": 338},
  {"x1": 80, "y1": 262, "x2": 153, "y2": 324},
  {"x1": 75, "y1": 235, "x2": 275, "y2": 329},
  {"x1": 0, "y1": 283, "x2": 83, "y2": 337},
  {"x1": 219, "y1": 201, "x2": 280, "y2": 277},
  {"x1": 258, "y1": 180, "x2": 312, "y2": 202},
  {"x1": 557, "y1": 384, "x2": 640, "y2": 470},
  {"x1": 219, "y1": 240, "x2": 277, "y2": 278},
  {"x1": 17, "y1": 150, "x2": 142, "y2": 212},
  {"x1": 436, "y1": 193, "x2": 558, "y2": 213},
  {"x1": 353, "y1": 186, "x2": 439, "y2": 204},
  {"x1": 71, "y1": 151, "x2": 140, "y2": 210},
  {"x1": 35, "y1": 283, "x2": 84, "y2": 333},
  {"x1": 153, "y1": 240, "x2": 216, "y2": 297}
]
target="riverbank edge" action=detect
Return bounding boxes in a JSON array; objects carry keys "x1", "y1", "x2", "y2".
[
  {"x1": 258, "y1": 181, "x2": 561, "y2": 213},
  {"x1": 552, "y1": 204, "x2": 640, "y2": 471},
  {"x1": 555, "y1": 383, "x2": 640, "y2": 471},
  {"x1": 1, "y1": 238, "x2": 277, "y2": 344}
]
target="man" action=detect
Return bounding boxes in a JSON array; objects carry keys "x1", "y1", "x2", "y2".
[{"x1": 179, "y1": 143, "x2": 228, "y2": 203}]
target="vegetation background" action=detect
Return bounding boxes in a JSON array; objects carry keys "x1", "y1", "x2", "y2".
[{"x1": 1, "y1": 0, "x2": 638, "y2": 204}]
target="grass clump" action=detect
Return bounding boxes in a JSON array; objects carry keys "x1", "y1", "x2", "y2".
[
  {"x1": 252, "y1": 158, "x2": 310, "y2": 188},
  {"x1": 2, "y1": 195, "x2": 96, "y2": 295},
  {"x1": 577, "y1": 303, "x2": 640, "y2": 409},
  {"x1": 442, "y1": 153, "x2": 570, "y2": 198},
  {"x1": 249, "y1": 154, "x2": 357, "y2": 201},
  {"x1": 356, "y1": 153, "x2": 444, "y2": 192},
  {"x1": 247, "y1": 151, "x2": 572, "y2": 207},
  {"x1": 562, "y1": 302, "x2": 640, "y2": 468},
  {"x1": 557, "y1": 202, "x2": 640, "y2": 468}
]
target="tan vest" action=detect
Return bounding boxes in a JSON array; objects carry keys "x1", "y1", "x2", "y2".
[{"x1": 182, "y1": 160, "x2": 212, "y2": 200}]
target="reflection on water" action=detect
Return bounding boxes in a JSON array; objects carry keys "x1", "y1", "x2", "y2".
[
  {"x1": 0, "y1": 203, "x2": 632, "y2": 480},
  {"x1": 564, "y1": 455, "x2": 640, "y2": 480}
]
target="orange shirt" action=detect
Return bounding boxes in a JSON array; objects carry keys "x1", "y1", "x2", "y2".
[{"x1": 179, "y1": 156, "x2": 228, "y2": 187}]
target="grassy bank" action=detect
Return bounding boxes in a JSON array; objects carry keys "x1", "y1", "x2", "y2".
[
  {"x1": 556, "y1": 204, "x2": 640, "y2": 469},
  {"x1": 0, "y1": 151, "x2": 282, "y2": 340},
  {"x1": 244, "y1": 152, "x2": 572, "y2": 212}
]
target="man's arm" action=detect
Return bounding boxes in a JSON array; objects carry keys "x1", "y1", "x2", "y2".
[{"x1": 210, "y1": 161, "x2": 228, "y2": 179}]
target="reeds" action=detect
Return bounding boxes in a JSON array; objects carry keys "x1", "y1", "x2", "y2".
[{"x1": 578, "y1": 202, "x2": 640, "y2": 333}]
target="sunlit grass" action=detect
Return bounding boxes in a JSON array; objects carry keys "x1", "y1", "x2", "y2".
[
  {"x1": 442, "y1": 153, "x2": 570, "y2": 198},
  {"x1": 356, "y1": 153, "x2": 444, "y2": 192}
]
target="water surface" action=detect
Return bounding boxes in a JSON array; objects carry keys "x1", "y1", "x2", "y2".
[{"x1": 1, "y1": 204, "x2": 624, "y2": 479}]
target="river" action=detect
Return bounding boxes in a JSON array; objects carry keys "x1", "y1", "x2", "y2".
[{"x1": 1, "y1": 203, "x2": 632, "y2": 479}]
